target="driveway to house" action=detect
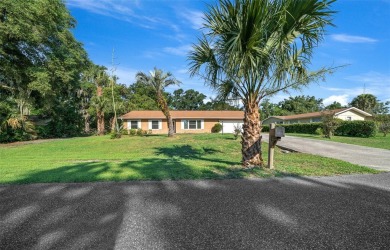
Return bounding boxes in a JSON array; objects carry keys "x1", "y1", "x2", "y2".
[
  {"x1": 1, "y1": 174, "x2": 390, "y2": 249},
  {"x1": 262, "y1": 134, "x2": 390, "y2": 171}
]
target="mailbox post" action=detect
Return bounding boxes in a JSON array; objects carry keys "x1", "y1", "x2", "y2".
[{"x1": 267, "y1": 123, "x2": 285, "y2": 169}]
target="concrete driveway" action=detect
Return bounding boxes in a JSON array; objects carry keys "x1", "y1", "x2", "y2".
[
  {"x1": 262, "y1": 134, "x2": 390, "y2": 171},
  {"x1": 1, "y1": 174, "x2": 390, "y2": 249}
]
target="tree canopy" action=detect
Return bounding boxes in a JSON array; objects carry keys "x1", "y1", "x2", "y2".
[
  {"x1": 169, "y1": 89, "x2": 206, "y2": 110},
  {"x1": 0, "y1": 0, "x2": 89, "y2": 141},
  {"x1": 350, "y1": 94, "x2": 389, "y2": 114},
  {"x1": 189, "y1": 0, "x2": 336, "y2": 167}
]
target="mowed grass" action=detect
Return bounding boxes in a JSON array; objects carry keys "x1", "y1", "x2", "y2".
[
  {"x1": 0, "y1": 134, "x2": 379, "y2": 184},
  {"x1": 287, "y1": 133, "x2": 390, "y2": 150}
]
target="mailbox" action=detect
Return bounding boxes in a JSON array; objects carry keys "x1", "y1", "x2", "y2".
[{"x1": 275, "y1": 127, "x2": 285, "y2": 138}]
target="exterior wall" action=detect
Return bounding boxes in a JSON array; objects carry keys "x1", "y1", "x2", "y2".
[
  {"x1": 262, "y1": 117, "x2": 284, "y2": 125},
  {"x1": 335, "y1": 110, "x2": 365, "y2": 121},
  {"x1": 123, "y1": 119, "x2": 168, "y2": 134},
  {"x1": 124, "y1": 118, "x2": 223, "y2": 134},
  {"x1": 175, "y1": 119, "x2": 220, "y2": 133}
]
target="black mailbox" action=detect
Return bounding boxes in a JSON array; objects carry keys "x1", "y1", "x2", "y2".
[{"x1": 275, "y1": 127, "x2": 285, "y2": 138}]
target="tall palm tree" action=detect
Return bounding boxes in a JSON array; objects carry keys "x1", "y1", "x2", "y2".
[
  {"x1": 85, "y1": 64, "x2": 109, "y2": 136},
  {"x1": 189, "y1": 0, "x2": 336, "y2": 168},
  {"x1": 350, "y1": 94, "x2": 378, "y2": 114},
  {"x1": 136, "y1": 68, "x2": 180, "y2": 137}
]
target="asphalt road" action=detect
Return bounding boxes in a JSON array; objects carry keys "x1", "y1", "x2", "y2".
[
  {"x1": 1, "y1": 173, "x2": 390, "y2": 249},
  {"x1": 262, "y1": 134, "x2": 390, "y2": 171}
]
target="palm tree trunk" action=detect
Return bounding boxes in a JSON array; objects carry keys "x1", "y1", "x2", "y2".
[
  {"x1": 167, "y1": 114, "x2": 174, "y2": 137},
  {"x1": 241, "y1": 100, "x2": 263, "y2": 168},
  {"x1": 157, "y1": 93, "x2": 174, "y2": 137},
  {"x1": 96, "y1": 85, "x2": 105, "y2": 136},
  {"x1": 84, "y1": 112, "x2": 90, "y2": 134},
  {"x1": 97, "y1": 110, "x2": 104, "y2": 135}
]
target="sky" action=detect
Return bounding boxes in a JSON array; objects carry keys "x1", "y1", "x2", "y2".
[{"x1": 66, "y1": 0, "x2": 390, "y2": 106}]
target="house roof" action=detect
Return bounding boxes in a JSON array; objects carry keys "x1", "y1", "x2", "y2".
[
  {"x1": 120, "y1": 110, "x2": 245, "y2": 120},
  {"x1": 263, "y1": 107, "x2": 372, "y2": 122}
]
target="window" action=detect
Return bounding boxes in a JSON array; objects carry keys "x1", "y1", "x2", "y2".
[
  {"x1": 152, "y1": 120, "x2": 159, "y2": 129},
  {"x1": 183, "y1": 120, "x2": 202, "y2": 129},
  {"x1": 130, "y1": 120, "x2": 139, "y2": 129},
  {"x1": 189, "y1": 120, "x2": 197, "y2": 129},
  {"x1": 148, "y1": 120, "x2": 161, "y2": 130},
  {"x1": 312, "y1": 117, "x2": 321, "y2": 122},
  {"x1": 346, "y1": 116, "x2": 352, "y2": 121}
]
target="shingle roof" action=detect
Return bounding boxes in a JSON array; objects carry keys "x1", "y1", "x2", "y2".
[
  {"x1": 120, "y1": 110, "x2": 244, "y2": 119},
  {"x1": 265, "y1": 107, "x2": 372, "y2": 121},
  {"x1": 272, "y1": 108, "x2": 348, "y2": 120}
]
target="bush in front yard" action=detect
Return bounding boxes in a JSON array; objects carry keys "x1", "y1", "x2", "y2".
[
  {"x1": 211, "y1": 123, "x2": 223, "y2": 133},
  {"x1": 335, "y1": 120, "x2": 377, "y2": 137},
  {"x1": 261, "y1": 125, "x2": 269, "y2": 132},
  {"x1": 375, "y1": 114, "x2": 390, "y2": 137}
]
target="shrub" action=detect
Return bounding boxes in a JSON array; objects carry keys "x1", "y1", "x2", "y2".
[
  {"x1": 335, "y1": 120, "x2": 376, "y2": 137},
  {"x1": 322, "y1": 114, "x2": 342, "y2": 139},
  {"x1": 233, "y1": 124, "x2": 242, "y2": 140},
  {"x1": 315, "y1": 127, "x2": 324, "y2": 136},
  {"x1": 261, "y1": 123, "x2": 322, "y2": 134},
  {"x1": 211, "y1": 123, "x2": 223, "y2": 133},
  {"x1": 261, "y1": 125, "x2": 269, "y2": 132},
  {"x1": 378, "y1": 123, "x2": 390, "y2": 137},
  {"x1": 121, "y1": 129, "x2": 129, "y2": 135},
  {"x1": 129, "y1": 129, "x2": 136, "y2": 136},
  {"x1": 136, "y1": 128, "x2": 144, "y2": 136},
  {"x1": 148, "y1": 129, "x2": 153, "y2": 135},
  {"x1": 110, "y1": 131, "x2": 122, "y2": 139},
  {"x1": 279, "y1": 123, "x2": 322, "y2": 134},
  {"x1": 374, "y1": 114, "x2": 390, "y2": 137}
]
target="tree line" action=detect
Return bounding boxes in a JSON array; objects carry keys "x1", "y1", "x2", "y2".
[
  {"x1": 260, "y1": 94, "x2": 389, "y2": 119},
  {"x1": 2, "y1": 0, "x2": 387, "y2": 168}
]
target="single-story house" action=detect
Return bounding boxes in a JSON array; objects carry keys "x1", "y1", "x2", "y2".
[
  {"x1": 262, "y1": 107, "x2": 372, "y2": 125},
  {"x1": 120, "y1": 110, "x2": 244, "y2": 134}
]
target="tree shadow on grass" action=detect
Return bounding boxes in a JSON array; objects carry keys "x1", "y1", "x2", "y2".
[{"x1": 155, "y1": 144, "x2": 221, "y2": 158}]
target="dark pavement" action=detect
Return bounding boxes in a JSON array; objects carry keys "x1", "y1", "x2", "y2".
[
  {"x1": 262, "y1": 134, "x2": 390, "y2": 171},
  {"x1": 1, "y1": 173, "x2": 390, "y2": 249}
]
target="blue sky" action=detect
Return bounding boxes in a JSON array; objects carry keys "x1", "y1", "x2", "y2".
[{"x1": 66, "y1": 0, "x2": 390, "y2": 106}]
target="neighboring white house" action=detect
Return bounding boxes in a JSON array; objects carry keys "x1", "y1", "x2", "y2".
[{"x1": 262, "y1": 107, "x2": 372, "y2": 125}]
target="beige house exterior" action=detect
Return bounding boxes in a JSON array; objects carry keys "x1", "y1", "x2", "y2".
[
  {"x1": 262, "y1": 107, "x2": 372, "y2": 125},
  {"x1": 120, "y1": 110, "x2": 244, "y2": 134}
]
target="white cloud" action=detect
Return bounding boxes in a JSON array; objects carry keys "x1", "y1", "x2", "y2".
[
  {"x1": 163, "y1": 44, "x2": 192, "y2": 56},
  {"x1": 266, "y1": 93, "x2": 290, "y2": 104},
  {"x1": 322, "y1": 72, "x2": 390, "y2": 103},
  {"x1": 107, "y1": 66, "x2": 138, "y2": 85},
  {"x1": 323, "y1": 95, "x2": 349, "y2": 106},
  {"x1": 66, "y1": 0, "x2": 172, "y2": 31},
  {"x1": 66, "y1": 0, "x2": 136, "y2": 17},
  {"x1": 179, "y1": 10, "x2": 204, "y2": 29},
  {"x1": 345, "y1": 71, "x2": 390, "y2": 86},
  {"x1": 330, "y1": 34, "x2": 377, "y2": 43}
]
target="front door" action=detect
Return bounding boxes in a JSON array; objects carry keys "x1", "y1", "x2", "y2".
[{"x1": 173, "y1": 120, "x2": 176, "y2": 133}]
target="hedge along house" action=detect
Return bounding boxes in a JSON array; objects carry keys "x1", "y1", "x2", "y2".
[
  {"x1": 262, "y1": 107, "x2": 372, "y2": 125},
  {"x1": 119, "y1": 110, "x2": 244, "y2": 134}
]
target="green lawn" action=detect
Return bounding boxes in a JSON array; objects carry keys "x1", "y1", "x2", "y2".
[
  {"x1": 287, "y1": 133, "x2": 390, "y2": 150},
  {"x1": 0, "y1": 134, "x2": 379, "y2": 184}
]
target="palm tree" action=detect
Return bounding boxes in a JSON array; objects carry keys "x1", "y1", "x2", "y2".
[
  {"x1": 136, "y1": 68, "x2": 180, "y2": 137},
  {"x1": 189, "y1": 0, "x2": 336, "y2": 167},
  {"x1": 84, "y1": 64, "x2": 109, "y2": 136},
  {"x1": 350, "y1": 94, "x2": 378, "y2": 114}
]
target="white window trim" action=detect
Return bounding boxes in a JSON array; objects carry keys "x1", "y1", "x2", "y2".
[
  {"x1": 148, "y1": 119, "x2": 162, "y2": 130},
  {"x1": 181, "y1": 119, "x2": 204, "y2": 130},
  {"x1": 128, "y1": 120, "x2": 141, "y2": 129}
]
